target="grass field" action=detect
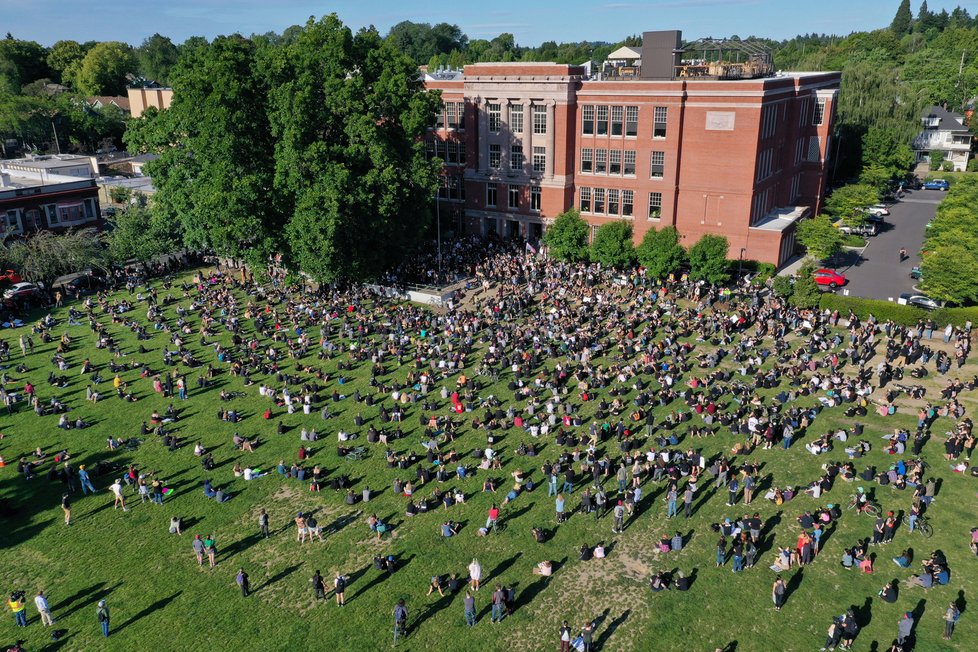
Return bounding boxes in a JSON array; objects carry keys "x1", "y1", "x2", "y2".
[{"x1": 0, "y1": 268, "x2": 975, "y2": 652}]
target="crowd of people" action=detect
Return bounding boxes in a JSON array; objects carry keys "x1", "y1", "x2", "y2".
[{"x1": 1, "y1": 238, "x2": 975, "y2": 649}]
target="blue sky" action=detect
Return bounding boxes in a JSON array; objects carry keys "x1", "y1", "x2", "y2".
[{"x1": 4, "y1": 0, "x2": 968, "y2": 46}]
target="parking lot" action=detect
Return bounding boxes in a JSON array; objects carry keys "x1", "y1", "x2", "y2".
[{"x1": 831, "y1": 188, "x2": 944, "y2": 302}]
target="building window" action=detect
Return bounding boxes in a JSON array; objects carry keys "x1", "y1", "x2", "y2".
[
  {"x1": 593, "y1": 188, "x2": 605, "y2": 213},
  {"x1": 622, "y1": 190, "x2": 634, "y2": 217},
  {"x1": 596, "y1": 106, "x2": 608, "y2": 135},
  {"x1": 590, "y1": 225, "x2": 599, "y2": 243},
  {"x1": 5, "y1": 209, "x2": 21, "y2": 232},
  {"x1": 623, "y1": 150, "x2": 636, "y2": 176},
  {"x1": 446, "y1": 102, "x2": 457, "y2": 129},
  {"x1": 509, "y1": 104, "x2": 523, "y2": 134},
  {"x1": 812, "y1": 99, "x2": 825, "y2": 126},
  {"x1": 625, "y1": 106, "x2": 638, "y2": 137},
  {"x1": 457, "y1": 102, "x2": 465, "y2": 130},
  {"x1": 426, "y1": 139, "x2": 436, "y2": 159},
  {"x1": 807, "y1": 136, "x2": 821, "y2": 162},
  {"x1": 458, "y1": 141, "x2": 466, "y2": 165},
  {"x1": 609, "y1": 150, "x2": 621, "y2": 175},
  {"x1": 648, "y1": 192, "x2": 662, "y2": 219},
  {"x1": 608, "y1": 189, "x2": 619, "y2": 215},
  {"x1": 530, "y1": 186, "x2": 541, "y2": 211},
  {"x1": 510, "y1": 144, "x2": 524, "y2": 171},
  {"x1": 582, "y1": 105, "x2": 594, "y2": 135},
  {"x1": 580, "y1": 187, "x2": 591, "y2": 212},
  {"x1": 486, "y1": 182, "x2": 497, "y2": 207},
  {"x1": 446, "y1": 140, "x2": 458, "y2": 165},
  {"x1": 45, "y1": 204, "x2": 59, "y2": 226},
  {"x1": 533, "y1": 146, "x2": 546, "y2": 173},
  {"x1": 653, "y1": 106, "x2": 668, "y2": 138},
  {"x1": 508, "y1": 184, "x2": 520, "y2": 209},
  {"x1": 488, "y1": 103, "x2": 501, "y2": 132},
  {"x1": 611, "y1": 105, "x2": 623, "y2": 136},
  {"x1": 581, "y1": 148, "x2": 593, "y2": 173},
  {"x1": 489, "y1": 144, "x2": 501, "y2": 169},
  {"x1": 595, "y1": 149, "x2": 607, "y2": 174},
  {"x1": 650, "y1": 151, "x2": 665, "y2": 179},
  {"x1": 533, "y1": 105, "x2": 547, "y2": 134}
]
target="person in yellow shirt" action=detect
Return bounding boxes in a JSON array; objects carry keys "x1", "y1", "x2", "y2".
[
  {"x1": 8, "y1": 592, "x2": 27, "y2": 626},
  {"x1": 113, "y1": 375, "x2": 122, "y2": 390}
]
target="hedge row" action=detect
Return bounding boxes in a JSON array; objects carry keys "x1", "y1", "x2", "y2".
[{"x1": 818, "y1": 294, "x2": 978, "y2": 328}]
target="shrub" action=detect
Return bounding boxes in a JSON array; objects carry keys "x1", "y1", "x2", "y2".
[{"x1": 818, "y1": 294, "x2": 927, "y2": 326}]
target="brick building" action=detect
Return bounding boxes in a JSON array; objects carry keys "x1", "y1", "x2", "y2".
[
  {"x1": 1, "y1": 156, "x2": 102, "y2": 238},
  {"x1": 425, "y1": 31, "x2": 840, "y2": 266}
]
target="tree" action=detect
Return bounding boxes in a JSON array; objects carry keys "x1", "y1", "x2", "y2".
[
  {"x1": 0, "y1": 37, "x2": 50, "y2": 93},
  {"x1": 824, "y1": 183, "x2": 880, "y2": 227},
  {"x1": 790, "y1": 263, "x2": 823, "y2": 308},
  {"x1": 928, "y1": 149, "x2": 945, "y2": 171},
  {"x1": 137, "y1": 34, "x2": 180, "y2": 84},
  {"x1": 542, "y1": 209, "x2": 589, "y2": 262},
  {"x1": 861, "y1": 126, "x2": 914, "y2": 178},
  {"x1": 589, "y1": 221, "x2": 635, "y2": 268},
  {"x1": 636, "y1": 225, "x2": 685, "y2": 279},
  {"x1": 771, "y1": 275, "x2": 794, "y2": 298},
  {"x1": 72, "y1": 41, "x2": 137, "y2": 95},
  {"x1": 921, "y1": 242, "x2": 978, "y2": 305},
  {"x1": 106, "y1": 206, "x2": 177, "y2": 266},
  {"x1": 109, "y1": 186, "x2": 132, "y2": 204},
  {"x1": 46, "y1": 40, "x2": 85, "y2": 84},
  {"x1": 125, "y1": 35, "x2": 279, "y2": 266},
  {"x1": 797, "y1": 215, "x2": 845, "y2": 262},
  {"x1": 891, "y1": 0, "x2": 913, "y2": 34},
  {"x1": 4, "y1": 228, "x2": 106, "y2": 287},
  {"x1": 687, "y1": 234, "x2": 730, "y2": 284},
  {"x1": 263, "y1": 16, "x2": 442, "y2": 283}
]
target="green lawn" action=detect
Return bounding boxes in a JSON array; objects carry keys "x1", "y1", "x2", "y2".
[{"x1": 0, "y1": 269, "x2": 975, "y2": 652}]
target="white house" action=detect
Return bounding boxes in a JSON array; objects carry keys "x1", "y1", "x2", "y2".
[{"x1": 913, "y1": 106, "x2": 973, "y2": 172}]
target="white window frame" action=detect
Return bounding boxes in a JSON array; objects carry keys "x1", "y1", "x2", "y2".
[
  {"x1": 650, "y1": 151, "x2": 665, "y2": 179},
  {"x1": 509, "y1": 104, "x2": 524, "y2": 134},
  {"x1": 648, "y1": 192, "x2": 662, "y2": 219}
]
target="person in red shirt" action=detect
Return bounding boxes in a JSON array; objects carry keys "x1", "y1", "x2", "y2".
[{"x1": 486, "y1": 504, "x2": 500, "y2": 532}]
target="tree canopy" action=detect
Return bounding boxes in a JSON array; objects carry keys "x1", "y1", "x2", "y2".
[
  {"x1": 687, "y1": 234, "x2": 730, "y2": 284},
  {"x1": 797, "y1": 215, "x2": 845, "y2": 262},
  {"x1": 589, "y1": 221, "x2": 635, "y2": 268},
  {"x1": 542, "y1": 209, "x2": 590, "y2": 262},
  {"x1": 824, "y1": 184, "x2": 880, "y2": 227},
  {"x1": 636, "y1": 226, "x2": 685, "y2": 279}
]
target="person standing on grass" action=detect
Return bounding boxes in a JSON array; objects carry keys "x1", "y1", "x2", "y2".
[
  {"x1": 259, "y1": 508, "x2": 270, "y2": 538},
  {"x1": 468, "y1": 558, "x2": 482, "y2": 591},
  {"x1": 491, "y1": 585, "x2": 505, "y2": 623},
  {"x1": 486, "y1": 504, "x2": 500, "y2": 532},
  {"x1": 192, "y1": 534, "x2": 205, "y2": 566},
  {"x1": 61, "y1": 493, "x2": 71, "y2": 526},
  {"x1": 555, "y1": 494, "x2": 565, "y2": 524},
  {"x1": 944, "y1": 602, "x2": 959, "y2": 640},
  {"x1": 334, "y1": 573, "x2": 346, "y2": 606},
  {"x1": 463, "y1": 592, "x2": 476, "y2": 626},
  {"x1": 295, "y1": 512, "x2": 308, "y2": 544},
  {"x1": 684, "y1": 485, "x2": 694, "y2": 518},
  {"x1": 34, "y1": 590, "x2": 54, "y2": 626},
  {"x1": 393, "y1": 599, "x2": 408, "y2": 644},
  {"x1": 204, "y1": 534, "x2": 217, "y2": 568},
  {"x1": 311, "y1": 570, "x2": 326, "y2": 601},
  {"x1": 96, "y1": 599, "x2": 110, "y2": 638},
  {"x1": 110, "y1": 478, "x2": 127, "y2": 511},
  {"x1": 8, "y1": 593, "x2": 26, "y2": 627},
  {"x1": 613, "y1": 500, "x2": 625, "y2": 533},
  {"x1": 772, "y1": 576, "x2": 786, "y2": 611},
  {"x1": 236, "y1": 568, "x2": 250, "y2": 597},
  {"x1": 559, "y1": 620, "x2": 572, "y2": 652},
  {"x1": 897, "y1": 611, "x2": 914, "y2": 646},
  {"x1": 78, "y1": 464, "x2": 96, "y2": 494},
  {"x1": 666, "y1": 486, "x2": 678, "y2": 518}
]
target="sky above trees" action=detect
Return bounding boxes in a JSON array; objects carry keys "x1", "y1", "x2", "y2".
[{"x1": 5, "y1": 0, "x2": 969, "y2": 47}]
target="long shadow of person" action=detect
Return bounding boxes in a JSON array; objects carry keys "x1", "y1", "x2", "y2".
[
  {"x1": 113, "y1": 591, "x2": 183, "y2": 634},
  {"x1": 594, "y1": 609, "x2": 630, "y2": 649},
  {"x1": 783, "y1": 567, "x2": 804, "y2": 605}
]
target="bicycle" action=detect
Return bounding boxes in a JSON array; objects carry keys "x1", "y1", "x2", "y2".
[
  {"x1": 847, "y1": 495, "x2": 881, "y2": 517},
  {"x1": 911, "y1": 514, "x2": 933, "y2": 538}
]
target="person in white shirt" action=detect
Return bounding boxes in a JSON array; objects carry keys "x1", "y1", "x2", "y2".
[{"x1": 35, "y1": 590, "x2": 54, "y2": 626}]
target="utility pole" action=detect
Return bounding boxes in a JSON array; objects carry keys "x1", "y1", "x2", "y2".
[{"x1": 50, "y1": 119, "x2": 61, "y2": 155}]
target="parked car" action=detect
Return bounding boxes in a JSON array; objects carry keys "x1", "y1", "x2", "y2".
[
  {"x1": 2, "y1": 282, "x2": 40, "y2": 300},
  {"x1": 864, "y1": 212, "x2": 885, "y2": 224},
  {"x1": 0, "y1": 270, "x2": 23, "y2": 284},
  {"x1": 839, "y1": 224, "x2": 877, "y2": 237},
  {"x1": 813, "y1": 268, "x2": 847, "y2": 288},
  {"x1": 898, "y1": 292, "x2": 939, "y2": 310},
  {"x1": 865, "y1": 204, "x2": 890, "y2": 216},
  {"x1": 922, "y1": 179, "x2": 949, "y2": 191},
  {"x1": 909, "y1": 266, "x2": 922, "y2": 280}
]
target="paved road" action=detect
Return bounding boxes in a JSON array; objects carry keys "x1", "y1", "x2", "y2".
[{"x1": 833, "y1": 188, "x2": 944, "y2": 301}]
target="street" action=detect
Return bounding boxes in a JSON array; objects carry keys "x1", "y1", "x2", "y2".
[{"x1": 833, "y1": 188, "x2": 944, "y2": 301}]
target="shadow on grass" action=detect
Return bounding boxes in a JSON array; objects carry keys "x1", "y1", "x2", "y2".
[
  {"x1": 114, "y1": 590, "x2": 182, "y2": 634},
  {"x1": 594, "y1": 608, "x2": 630, "y2": 649},
  {"x1": 256, "y1": 564, "x2": 302, "y2": 593}
]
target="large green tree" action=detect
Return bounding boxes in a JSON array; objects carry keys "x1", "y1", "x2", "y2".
[
  {"x1": 891, "y1": 0, "x2": 913, "y2": 34},
  {"x1": 824, "y1": 183, "x2": 880, "y2": 227},
  {"x1": 46, "y1": 40, "x2": 85, "y2": 85},
  {"x1": 125, "y1": 35, "x2": 280, "y2": 266},
  {"x1": 0, "y1": 36, "x2": 50, "y2": 94},
  {"x1": 589, "y1": 221, "x2": 635, "y2": 268},
  {"x1": 72, "y1": 41, "x2": 137, "y2": 95},
  {"x1": 636, "y1": 225, "x2": 685, "y2": 279},
  {"x1": 542, "y1": 209, "x2": 589, "y2": 262},
  {"x1": 263, "y1": 16, "x2": 442, "y2": 283},
  {"x1": 5, "y1": 228, "x2": 106, "y2": 286},
  {"x1": 687, "y1": 234, "x2": 730, "y2": 284},
  {"x1": 137, "y1": 34, "x2": 180, "y2": 84},
  {"x1": 106, "y1": 206, "x2": 178, "y2": 266},
  {"x1": 797, "y1": 215, "x2": 845, "y2": 262}
]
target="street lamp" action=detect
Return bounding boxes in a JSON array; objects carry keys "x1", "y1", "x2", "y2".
[
  {"x1": 436, "y1": 178, "x2": 444, "y2": 283},
  {"x1": 738, "y1": 247, "x2": 747, "y2": 280}
]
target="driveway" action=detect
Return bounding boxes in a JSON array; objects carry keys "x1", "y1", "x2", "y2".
[{"x1": 832, "y1": 188, "x2": 944, "y2": 301}]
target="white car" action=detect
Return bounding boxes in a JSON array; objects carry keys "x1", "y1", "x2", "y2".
[
  {"x1": 3, "y1": 282, "x2": 40, "y2": 300},
  {"x1": 864, "y1": 204, "x2": 889, "y2": 217}
]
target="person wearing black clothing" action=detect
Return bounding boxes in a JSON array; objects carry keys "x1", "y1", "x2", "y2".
[
  {"x1": 311, "y1": 570, "x2": 326, "y2": 600},
  {"x1": 878, "y1": 580, "x2": 898, "y2": 604}
]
